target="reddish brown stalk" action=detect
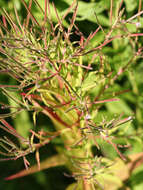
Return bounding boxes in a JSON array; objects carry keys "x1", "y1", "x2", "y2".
[
  {"x1": 44, "y1": 0, "x2": 47, "y2": 24},
  {"x1": 125, "y1": 11, "x2": 143, "y2": 23},
  {"x1": 81, "y1": 35, "x2": 122, "y2": 56},
  {"x1": 2, "y1": 16, "x2": 7, "y2": 28},
  {"x1": 62, "y1": 0, "x2": 77, "y2": 20},
  {"x1": 0, "y1": 85, "x2": 19, "y2": 88},
  {"x1": 35, "y1": 150, "x2": 40, "y2": 170},
  {"x1": 67, "y1": 4, "x2": 78, "y2": 37},
  {"x1": 29, "y1": 98, "x2": 74, "y2": 128},
  {"x1": 110, "y1": 0, "x2": 113, "y2": 25},
  {"x1": 23, "y1": 156, "x2": 30, "y2": 170},
  {"x1": 73, "y1": 23, "x2": 84, "y2": 40},
  {"x1": 41, "y1": 106, "x2": 77, "y2": 128},
  {"x1": 5, "y1": 154, "x2": 66, "y2": 180},
  {"x1": 79, "y1": 36, "x2": 84, "y2": 48},
  {"x1": 93, "y1": 98, "x2": 119, "y2": 104},
  {"x1": 14, "y1": 6, "x2": 23, "y2": 33},
  {"x1": 0, "y1": 27, "x2": 3, "y2": 37},
  {"x1": 2, "y1": 9, "x2": 20, "y2": 34},
  {"x1": 0, "y1": 20, "x2": 9, "y2": 34},
  {"x1": 34, "y1": 135, "x2": 58, "y2": 149},
  {"x1": 94, "y1": 11, "x2": 105, "y2": 35},
  {"x1": 26, "y1": 0, "x2": 32, "y2": 28},
  {"x1": 82, "y1": 33, "x2": 143, "y2": 56},
  {"x1": 40, "y1": 73, "x2": 59, "y2": 82},
  {"x1": 33, "y1": 0, "x2": 44, "y2": 15},
  {"x1": 71, "y1": 63, "x2": 92, "y2": 70},
  {"x1": 0, "y1": 104, "x2": 20, "y2": 110},
  {"x1": 29, "y1": 130, "x2": 61, "y2": 149},
  {"x1": 129, "y1": 33, "x2": 143, "y2": 37},
  {"x1": 21, "y1": 0, "x2": 40, "y2": 26},
  {"x1": 138, "y1": 0, "x2": 142, "y2": 21},
  {"x1": 48, "y1": 100, "x2": 72, "y2": 108},
  {"x1": 109, "y1": 89, "x2": 131, "y2": 96},
  {"x1": 20, "y1": 92, "x2": 42, "y2": 101},
  {"x1": 117, "y1": 0, "x2": 124, "y2": 16},
  {"x1": 43, "y1": 0, "x2": 48, "y2": 48},
  {"x1": 52, "y1": 2, "x2": 63, "y2": 32},
  {"x1": 47, "y1": 0, "x2": 54, "y2": 34},
  {"x1": 0, "y1": 157, "x2": 18, "y2": 161},
  {"x1": 0, "y1": 119, "x2": 27, "y2": 142},
  {"x1": 60, "y1": 59, "x2": 92, "y2": 70},
  {"x1": 82, "y1": 27, "x2": 100, "y2": 49},
  {"x1": 106, "y1": 138, "x2": 126, "y2": 161}
]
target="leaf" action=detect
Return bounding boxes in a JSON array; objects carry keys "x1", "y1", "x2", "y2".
[
  {"x1": 8, "y1": 91, "x2": 32, "y2": 139},
  {"x1": 96, "y1": 173, "x2": 123, "y2": 190},
  {"x1": 5, "y1": 154, "x2": 66, "y2": 180},
  {"x1": 81, "y1": 71, "x2": 98, "y2": 92},
  {"x1": 98, "y1": 153, "x2": 143, "y2": 189},
  {"x1": 106, "y1": 99, "x2": 133, "y2": 115},
  {"x1": 62, "y1": 0, "x2": 109, "y2": 26},
  {"x1": 124, "y1": 0, "x2": 137, "y2": 12},
  {"x1": 125, "y1": 153, "x2": 143, "y2": 189},
  {"x1": 66, "y1": 183, "x2": 81, "y2": 190}
]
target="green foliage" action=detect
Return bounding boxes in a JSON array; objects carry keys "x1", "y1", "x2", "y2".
[{"x1": 0, "y1": 0, "x2": 143, "y2": 190}]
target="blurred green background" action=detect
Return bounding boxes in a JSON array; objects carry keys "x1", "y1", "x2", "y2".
[{"x1": 0, "y1": 0, "x2": 143, "y2": 189}]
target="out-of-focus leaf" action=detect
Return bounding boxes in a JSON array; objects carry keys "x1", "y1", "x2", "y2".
[
  {"x1": 106, "y1": 99, "x2": 133, "y2": 115},
  {"x1": 68, "y1": 1, "x2": 106, "y2": 15},
  {"x1": 98, "y1": 153, "x2": 143, "y2": 189},
  {"x1": 66, "y1": 182, "x2": 82, "y2": 190},
  {"x1": 127, "y1": 153, "x2": 143, "y2": 190},
  {"x1": 138, "y1": 96, "x2": 143, "y2": 109},
  {"x1": 90, "y1": 30, "x2": 105, "y2": 47},
  {"x1": 13, "y1": 0, "x2": 21, "y2": 10},
  {"x1": 81, "y1": 71, "x2": 98, "y2": 92},
  {"x1": 124, "y1": 0, "x2": 137, "y2": 12},
  {"x1": 96, "y1": 173, "x2": 123, "y2": 190},
  {"x1": 63, "y1": 0, "x2": 109, "y2": 26},
  {"x1": 8, "y1": 91, "x2": 32, "y2": 139},
  {"x1": 96, "y1": 14, "x2": 110, "y2": 26},
  {"x1": 126, "y1": 22, "x2": 139, "y2": 32}
]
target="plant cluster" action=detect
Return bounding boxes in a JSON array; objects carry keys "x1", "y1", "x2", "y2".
[{"x1": 0, "y1": 0, "x2": 143, "y2": 189}]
